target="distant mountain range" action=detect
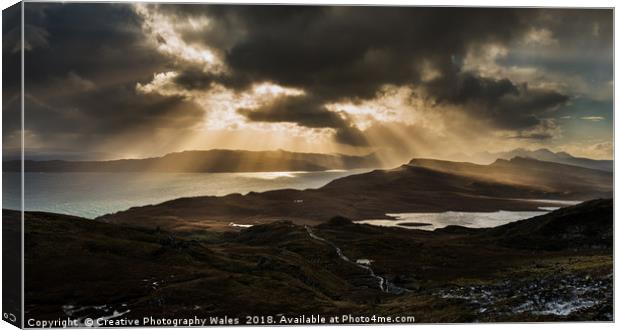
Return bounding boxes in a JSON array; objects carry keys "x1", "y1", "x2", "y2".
[
  {"x1": 98, "y1": 157, "x2": 612, "y2": 231},
  {"x1": 3, "y1": 149, "x2": 381, "y2": 173},
  {"x1": 474, "y1": 148, "x2": 612, "y2": 172}
]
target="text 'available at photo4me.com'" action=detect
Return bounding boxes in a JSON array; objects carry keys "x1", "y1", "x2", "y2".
[{"x1": 27, "y1": 314, "x2": 416, "y2": 327}]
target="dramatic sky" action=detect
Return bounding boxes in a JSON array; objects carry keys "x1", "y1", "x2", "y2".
[{"x1": 4, "y1": 3, "x2": 613, "y2": 163}]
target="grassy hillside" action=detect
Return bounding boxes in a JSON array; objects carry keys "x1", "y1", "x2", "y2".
[{"x1": 21, "y1": 199, "x2": 612, "y2": 323}]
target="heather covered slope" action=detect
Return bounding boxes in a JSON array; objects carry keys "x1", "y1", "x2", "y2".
[
  {"x1": 20, "y1": 199, "x2": 613, "y2": 323},
  {"x1": 480, "y1": 199, "x2": 613, "y2": 250},
  {"x1": 98, "y1": 158, "x2": 611, "y2": 232}
]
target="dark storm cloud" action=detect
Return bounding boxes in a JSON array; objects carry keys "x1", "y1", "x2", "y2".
[
  {"x1": 428, "y1": 74, "x2": 520, "y2": 105},
  {"x1": 196, "y1": 6, "x2": 525, "y2": 95},
  {"x1": 427, "y1": 73, "x2": 569, "y2": 130},
  {"x1": 155, "y1": 5, "x2": 580, "y2": 137},
  {"x1": 20, "y1": 3, "x2": 204, "y2": 150},
  {"x1": 238, "y1": 94, "x2": 368, "y2": 146},
  {"x1": 24, "y1": 3, "x2": 157, "y2": 83},
  {"x1": 173, "y1": 66, "x2": 252, "y2": 91},
  {"x1": 24, "y1": 84, "x2": 203, "y2": 142},
  {"x1": 239, "y1": 95, "x2": 343, "y2": 128},
  {"x1": 16, "y1": 3, "x2": 611, "y2": 153}
]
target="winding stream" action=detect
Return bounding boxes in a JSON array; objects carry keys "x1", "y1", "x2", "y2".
[{"x1": 304, "y1": 225, "x2": 407, "y2": 294}]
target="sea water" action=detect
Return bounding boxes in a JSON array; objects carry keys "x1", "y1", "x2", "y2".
[{"x1": 3, "y1": 170, "x2": 369, "y2": 218}]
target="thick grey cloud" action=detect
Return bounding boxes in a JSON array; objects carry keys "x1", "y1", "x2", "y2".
[
  {"x1": 19, "y1": 3, "x2": 204, "y2": 153},
  {"x1": 25, "y1": 85, "x2": 203, "y2": 138},
  {"x1": 155, "y1": 6, "x2": 589, "y2": 137},
  {"x1": 427, "y1": 72, "x2": 569, "y2": 131},
  {"x1": 15, "y1": 3, "x2": 613, "y2": 156},
  {"x1": 238, "y1": 94, "x2": 368, "y2": 146}
]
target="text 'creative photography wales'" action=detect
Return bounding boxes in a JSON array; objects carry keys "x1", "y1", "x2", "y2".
[{"x1": 1, "y1": 1, "x2": 614, "y2": 328}]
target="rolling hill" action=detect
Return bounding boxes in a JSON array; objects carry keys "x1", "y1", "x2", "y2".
[
  {"x1": 97, "y1": 157, "x2": 612, "y2": 231},
  {"x1": 19, "y1": 199, "x2": 613, "y2": 322},
  {"x1": 408, "y1": 156, "x2": 612, "y2": 198}
]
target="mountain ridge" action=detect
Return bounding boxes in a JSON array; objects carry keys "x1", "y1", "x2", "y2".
[
  {"x1": 3, "y1": 149, "x2": 381, "y2": 173},
  {"x1": 408, "y1": 157, "x2": 611, "y2": 198},
  {"x1": 97, "y1": 157, "x2": 612, "y2": 231},
  {"x1": 473, "y1": 148, "x2": 612, "y2": 172}
]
